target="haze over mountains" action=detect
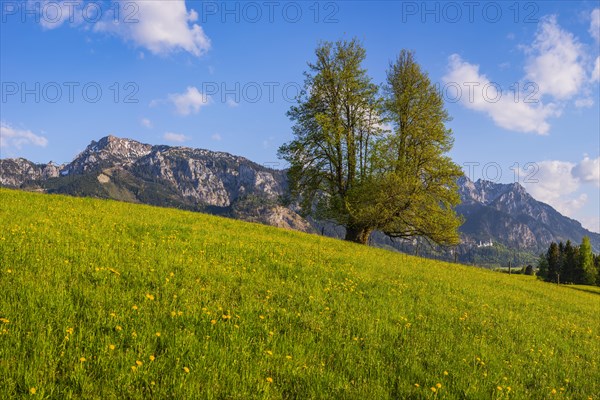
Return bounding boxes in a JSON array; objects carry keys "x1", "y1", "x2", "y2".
[{"x1": 1, "y1": 135, "x2": 598, "y2": 262}]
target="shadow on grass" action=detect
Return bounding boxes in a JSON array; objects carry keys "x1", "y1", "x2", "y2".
[{"x1": 562, "y1": 285, "x2": 600, "y2": 296}]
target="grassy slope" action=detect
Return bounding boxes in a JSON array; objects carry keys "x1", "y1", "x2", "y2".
[{"x1": 0, "y1": 188, "x2": 598, "y2": 399}]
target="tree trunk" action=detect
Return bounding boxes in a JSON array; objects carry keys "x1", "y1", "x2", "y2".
[{"x1": 345, "y1": 225, "x2": 372, "y2": 245}]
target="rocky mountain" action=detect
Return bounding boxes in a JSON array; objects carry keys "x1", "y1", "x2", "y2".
[{"x1": 2, "y1": 135, "x2": 598, "y2": 263}]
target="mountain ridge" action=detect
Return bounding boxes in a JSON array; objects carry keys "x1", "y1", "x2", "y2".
[{"x1": 2, "y1": 135, "x2": 598, "y2": 259}]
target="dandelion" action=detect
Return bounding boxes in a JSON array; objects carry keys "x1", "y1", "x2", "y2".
[
  {"x1": 65, "y1": 327, "x2": 73, "y2": 334},
  {"x1": 136, "y1": 360, "x2": 143, "y2": 366},
  {"x1": 443, "y1": 371, "x2": 448, "y2": 376},
  {"x1": 131, "y1": 366, "x2": 137, "y2": 372},
  {"x1": 109, "y1": 344, "x2": 115, "y2": 350},
  {"x1": 149, "y1": 355, "x2": 155, "y2": 361},
  {"x1": 436, "y1": 383, "x2": 442, "y2": 389},
  {"x1": 115, "y1": 325, "x2": 122, "y2": 331},
  {"x1": 155, "y1": 332, "x2": 161, "y2": 337},
  {"x1": 266, "y1": 377, "x2": 273, "y2": 383},
  {"x1": 79, "y1": 357, "x2": 86, "y2": 362},
  {"x1": 507, "y1": 387, "x2": 512, "y2": 392},
  {"x1": 266, "y1": 350, "x2": 273, "y2": 356},
  {"x1": 29, "y1": 388, "x2": 36, "y2": 395},
  {"x1": 132, "y1": 305, "x2": 138, "y2": 310},
  {"x1": 551, "y1": 389, "x2": 557, "y2": 395},
  {"x1": 183, "y1": 367, "x2": 190, "y2": 373},
  {"x1": 414, "y1": 383, "x2": 420, "y2": 387},
  {"x1": 286, "y1": 355, "x2": 292, "y2": 360},
  {"x1": 145, "y1": 293, "x2": 155, "y2": 301},
  {"x1": 0, "y1": 318, "x2": 9, "y2": 324},
  {"x1": 210, "y1": 320, "x2": 217, "y2": 325},
  {"x1": 259, "y1": 315, "x2": 265, "y2": 320},
  {"x1": 430, "y1": 387, "x2": 437, "y2": 393},
  {"x1": 497, "y1": 386, "x2": 503, "y2": 391}
]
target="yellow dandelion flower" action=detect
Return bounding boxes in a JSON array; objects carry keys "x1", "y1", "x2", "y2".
[
  {"x1": 183, "y1": 367, "x2": 190, "y2": 373},
  {"x1": 29, "y1": 387, "x2": 36, "y2": 395},
  {"x1": 497, "y1": 386, "x2": 503, "y2": 391},
  {"x1": 136, "y1": 360, "x2": 143, "y2": 366},
  {"x1": 286, "y1": 355, "x2": 292, "y2": 360},
  {"x1": 551, "y1": 389, "x2": 557, "y2": 395},
  {"x1": 115, "y1": 325, "x2": 122, "y2": 331},
  {"x1": 109, "y1": 344, "x2": 115, "y2": 350},
  {"x1": 79, "y1": 357, "x2": 86, "y2": 362},
  {"x1": 66, "y1": 327, "x2": 73, "y2": 334},
  {"x1": 430, "y1": 387, "x2": 437, "y2": 393},
  {"x1": 210, "y1": 320, "x2": 217, "y2": 325},
  {"x1": 132, "y1": 332, "x2": 137, "y2": 338},
  {"x1": 507, "y1": 387, "x2": 512, "y2": 392},
  {"x1": 149, "y1": 355, "x2": 155, "y2": 361},
  {"x1": 145, "y1": 293, "x2": 155, "y2": 301},
  {"x1": 266, "y1": 377, "x2": 273, "y2": 383},
  {"x1": 414, "y1": 383, "x2": 420, "y2": 387},
  {"x1": 132, "y1": 305, "x2": 138, "y2": 310},
  {"x1": 259, "y1": 315, "x2": 265, "y2": 320},
  {"x1": 131, "y1": 366, "x2": 137, "y2": 372},
  {"x1": 150, "y1": 381, "x2": 155, "y2": 385},
  {"x1": 443, "y1": 371, "x2": 448, "y2": 376},
  {"x1": 266, "y1": 350, "x2": 273, "y2": 356},
  {"x1": 436, "y1": 383, "x2": 442, "y2": 388}
]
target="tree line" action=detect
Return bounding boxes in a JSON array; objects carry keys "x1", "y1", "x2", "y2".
[{"x1": 537, "y1": 237, "x2": 600, "y2": 286}]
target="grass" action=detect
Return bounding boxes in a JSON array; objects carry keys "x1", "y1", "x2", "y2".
[{"x1": 0, "y1": 188, "x2": 598, "y2": 399}]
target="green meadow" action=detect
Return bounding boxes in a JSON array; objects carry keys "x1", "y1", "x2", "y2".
[{"x1": 0, "y1": 188, "x2": 598, "y2": 399}]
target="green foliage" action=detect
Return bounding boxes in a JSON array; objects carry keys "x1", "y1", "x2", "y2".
[
  {"x1": 1, "y1": 189, "x2": 599, "y2": 399},
  {"x1": 279, "y1": 41, "x2": 462, "y2": 246},
  {"x1": 538, "y1": 238, "x2": 599, "y2": 286}
]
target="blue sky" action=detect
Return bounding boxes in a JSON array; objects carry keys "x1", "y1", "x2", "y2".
[{"x1": 1, "y1": 0, "x2": 599, "y2": 231}]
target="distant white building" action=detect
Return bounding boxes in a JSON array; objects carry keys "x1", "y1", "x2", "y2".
[{"x1": 477, "y1": 239, "x2": 493, "y2": 248}]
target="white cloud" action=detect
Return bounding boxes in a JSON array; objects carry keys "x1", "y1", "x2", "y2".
[
  {"x1": 226, "y1": 98, "x2": 239, "y2": 108},
  {"x1": 211, "y1": 133, "x2": 222, "y2": 141},
  {"x1": 443, "y1": 54, "x2": 559, "y2": 135},
  {"x1": 522, "y1": 160, "x2": 583, "y2": 216},
  {"x1": 524, "y1": 16, "x2": 586, "y2": 100},
  {"x1": 168, "y1": 86, "x2": 212, "y2": 116},
  {"x1": 163, "y1": 132, "x2": 188, "y2": 143},
  {"x1": 0, "y1": 122, "x2": 48, "y2": 149},
  {"x1": 582, "y1": 216, "x2": 600, "y2": 234},
  {"x1": 522, "y1": 156, "x2": 600, "y2": 219},
  {"x1": 31, "y1": 1, "x2": 211, "y2": 57},
  {"x1": 95, "y1": 1, "x2": 210, "y2": 57},
  {"x1": 575, "y1": 98, "x2": 594, "y2": 108},
  {"x1": 572, "y1": 156, "x2": 600, "y2": 186},
  {"x1": 140, "y1": 118, "x2": 153, "y2": 128},
  {"x1": 592, "y1": 57, "x2": 600, "y2": 82},
  {"x1": 590, "y1": 8, "x2": 600, "y2": 42}
]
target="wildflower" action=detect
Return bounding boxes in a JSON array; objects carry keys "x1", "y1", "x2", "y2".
[
  {"x1": 414, "y1": 383, "x2": 420, "y2": 387},
  {"x1": 65, "y1": 327, "x2": 73, "y2": 334},
  {"x1": 266, "y1": 377, "x2": 273, "y2": 383},
  {"x1": 149, "y1": 355, "x2": 155, "y2": 361},
  {"x1": 430, "y1": 387, "x2": 437, "y2": 393},
  {"x1": 0, "y1": 318, "x2": 9, "y2": 324},
  {"x1": 210, "y1": 320, "x2": 217, "y2": 325},
  {"x1": 145, "y1": 293, "x2": 155, "y2": 301},
  {"x1": 29, "y1": 388, "x2": 36, "y2": 395},
  {"x1": 507, "y1": 387, "x2": 512, "y2": 392},
  {"x1": 443, "y1": 371, "x2": 448, "y2": 376},
  {"x1": 497, "y1": 386, "x2": 503, "y2": 391},
  {"x1": 132, "y1": 305, "x2": 138, "y2": 310},
  {"x1": 551, "y1": 389, "x2": 557, "y2": 395},
  {"x1": 136, "y1": 360, "x2": 143, "y2": 366},
  {"x1": 286, "y1": 355, "x2": 292, "y2": 360},
  {"x1": 436, "y1": 383, "x2": 442, "y2": 388},
  {"x1": 115, "y1": 325, "x2": 122, "y2": 331},
  {"x1": 259, "y1": 315, "x2": 265, "y2": 320},
  {"x1": 109, "y1": 344, "x2": 115, "y2": 350},
  {"x1": 150, "y1": 381, "x2": 155, "y2": 386},
  {"x1": 183, "y1": 367, "x2": 190, "y2": 373},
  {"x1": 266, "y1": 350, "x2": 273, "y2": 356},
  {"x1": 79, "y1": 357, "x2": 86, "y2": 362},
  {"x1": 155, "y1": 332, "x2": 161, "y2": 337},
  {"x1": 131, "y1": 366, "x2": 137, "y2": 372}
]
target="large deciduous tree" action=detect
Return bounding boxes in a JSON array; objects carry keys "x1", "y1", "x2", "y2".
[{"x1": 279, "y1": 40, "x2": 463, "y2": 245}]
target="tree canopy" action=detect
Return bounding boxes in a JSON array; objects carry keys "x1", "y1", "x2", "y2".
[{"x1": 279, "y1": 39, "x2": 463, "y2": 245}]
